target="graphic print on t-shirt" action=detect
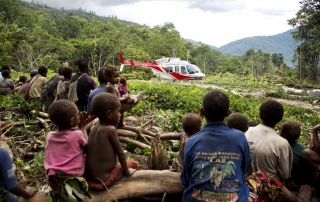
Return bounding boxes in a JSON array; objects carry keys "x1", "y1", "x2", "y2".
[{"x1": 191, "y1": 151, "x2": 240, "y2": 202}]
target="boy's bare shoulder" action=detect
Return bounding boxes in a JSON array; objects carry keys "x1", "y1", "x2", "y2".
[{"x1": 91, "y1": 124, "x2": 117, "y2": 137}]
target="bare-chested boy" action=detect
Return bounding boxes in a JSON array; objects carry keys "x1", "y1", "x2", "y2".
[{"x1": 84, "y1": 92, "x2": 141, "y2": 190}]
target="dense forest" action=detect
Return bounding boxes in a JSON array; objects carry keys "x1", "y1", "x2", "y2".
[{"x1": 0, "y1": 0, "x2": 292, "y2": 78}]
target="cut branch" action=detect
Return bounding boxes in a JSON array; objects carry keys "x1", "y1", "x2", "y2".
[{"x1": 118, "y1": 137, "x2": 150, "y2": 149}]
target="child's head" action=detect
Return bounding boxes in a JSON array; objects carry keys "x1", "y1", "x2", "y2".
[
  {"x1": 227, "y1": 113, "x2": 249, "y2": 133},
  {"x1": 201, "y1": 90, "x2": 230, "y2": 122},
  {"x1": 104, "y1": 65, "x2": 119, "y2": 85},
  {"x1": 120, "y1": 77, "x2": 127, "y2": 85},
  {"x1": 182, "y1": 113, "x2": 202, "y2": 136},
  {"x1": 2, "y1": 65, "x2": 10, "y2": 72},
  {"x1": 91, "y1": 92, "x2": 121, "y2": 125},
  {"x1": 48, "y1": 100, "x2": 79, "y2": 130},
  {"x1": 19, "y1": 75, "x2": 28, "y2": 83},
  {"x1": 2, "y1": 70, "x2": 11, "y2": 79},
  {"x1": 38, "y1": 66, "x2": 48, "y2": 77},
  {"x1": 61, "y1": 66, "x2": 73, "y2": 79},
  {"x1": 259, "y1": 100, "x2": 284, "y2": 127},
  {"x1": 280, "y1": 121, "x2": 301, "y2": 144},
  {"x1": 98, "y1": 68, "x2": 108, "y2": 85},
  {"x1": 75, "y1": 57, "x2": 89, "y2": 73}
]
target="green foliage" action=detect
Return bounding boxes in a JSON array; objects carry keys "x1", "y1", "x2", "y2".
[
  {"x1": 0, "y1": 93, "x2": 39, "y2": 120},
  {"x1": 128, "y1": 80, "x2": 319, "y2": 146}
]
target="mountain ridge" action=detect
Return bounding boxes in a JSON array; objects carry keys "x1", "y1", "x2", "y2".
[{"x1": 186, "y1": 29, "x2": 297, "y2": 66}]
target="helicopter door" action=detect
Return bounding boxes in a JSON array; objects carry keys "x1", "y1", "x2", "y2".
[
  {"x1": 181, "y1": 66, "x2": 187, "y2": 74},
  {"x1": 175, "y1": 66, "x2": 179, "y2": 73}
]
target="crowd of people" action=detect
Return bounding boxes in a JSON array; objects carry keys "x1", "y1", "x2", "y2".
[{"x1": 0, "y1": 59, "x2": 319, "y2": 202}]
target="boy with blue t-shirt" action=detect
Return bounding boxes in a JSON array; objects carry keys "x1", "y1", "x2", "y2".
[{"x1": 180, "y1": 90, "x2": 252, "y2": 201}]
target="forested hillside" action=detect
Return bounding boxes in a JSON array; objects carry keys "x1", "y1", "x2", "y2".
[
  {"x1": 218, "y1": 29, "x2": 297, "y2": 66},
  {"x1": 0, "y1": 0, "x2": 294, "y2": 78}
]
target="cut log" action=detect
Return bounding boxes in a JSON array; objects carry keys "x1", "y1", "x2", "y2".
[
  {"x1": 118, "y1": 136, "x2": 151, "y2": 149},
  {"x1": 17, "y1": 170, "x2": 184, "y2": 202}
]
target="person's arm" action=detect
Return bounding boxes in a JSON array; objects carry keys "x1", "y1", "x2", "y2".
[
  {"x1": 109, "y1": 127, "x2": 135, "y2": 176},
  {"x1": 242, "y1": 136, "x2": 252, "y2": 175},
  {"x1": 78, "y1": 111, "x2": 89, "y2": 140},
  {"x1": 160, "y1": 133, "x2": 181, "y2": 140},
  {"x1": 180, "y1": 141, "x2": 191, "y2": 187},
  {"x1": 312, "y1": 124, "x2": 320, "y2": 154},
  {"x1": 277, "y1": 141, "x2": 293, "y2": 180},
  {"x1": 10, "y1": 185, "x2": 37, "y2": 199}
]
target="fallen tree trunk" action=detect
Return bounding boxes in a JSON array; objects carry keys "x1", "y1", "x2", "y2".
[
  {"x1": 18, "y1": 170, "x2": 184, "y2": 202},
  {"x1": 118, "y1": 137, "x2": 151, "y2": 149}
]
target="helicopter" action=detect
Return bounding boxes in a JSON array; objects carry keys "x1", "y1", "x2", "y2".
[{"x1": 119, "y1": 53, "x2": 206, "y2": 80}]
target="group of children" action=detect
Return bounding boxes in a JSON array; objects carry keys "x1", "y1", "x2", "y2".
[{"x1": 2, "y1": 60, "x2": 320, "y2": 201}]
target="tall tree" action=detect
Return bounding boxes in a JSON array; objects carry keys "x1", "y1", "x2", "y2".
[{"x1": 288, "y1": 0, "x2": 320, "y2": 81}]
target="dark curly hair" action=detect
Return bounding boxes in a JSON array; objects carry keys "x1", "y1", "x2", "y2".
[
  {"x1": 259, "y1": 100, "x2": 284, "y2": 127},
  {"x1": 98, "y1": 68, "x2": 108, "y2": 84},
  {"x1": 280, "y1": 121, "x2": 301, "y2": 143},
  {"x1": 227, "y1": 113, "x2": 249, "y2": 132},
  {"x1": 2, "y1": 65, "x2": 10, "y2": 71},
  {"x1": 48, "y1": 100, "x2": 77, "y2": 128},
  {"x1": 182, "y1": 113, "x2": 202, "y2": 134},
  {"x1": 203, "y1": 90, "x2": 230, "y2": 122},
  {"x1": 38, "y1": 66, "x2": 48, "y2": 75},
  {"x1": 19, "y1": 75, "x2": 28, "y2": 83},
  {"x1": 91, "y1": 92, "x2": 120, "y2": 119},
  {"x1": 120, "y1": 77, "x2": 126, "y2": 85},
  {"x1": 61, "y1": 66, "x2": 73, "y2": 79},
  {"x1": 74, "y1": 57, "x2": 89, "y2": 72},
  {"x1": 104, "y1": 65, "x2": 119, "y2": 80},
  {"x1": 1, "y1": 70, "x2": 10, "y2": 78}
]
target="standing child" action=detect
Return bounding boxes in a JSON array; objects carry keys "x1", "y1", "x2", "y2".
[
  {"x1": 44, "y1": 100, "x2": 89, "y2": 201},
  {"x1": 160, "y1": 113, "x2": 202, "y2": 172},
  {"x1": 85, "y1": 92, "x2": 141, "y2": 190},
  {"x1": 118, "y1": 77, "x2": 130, "y2": 97},
  {"x1": 105, "y1": 65, "x2": 138, "y2": 127},
  {"x1": 227, "y1": 112, "x2": 249, "y2": 133},
  {"x1": 280, "y1": 121, "x2": 314, "y2": 188},
  {"x1": 180, "y1": 90, "x2": 252, "y2": 201},
  {"x1": 56, "y1": 66, "x2": 73, "y2": 100}
]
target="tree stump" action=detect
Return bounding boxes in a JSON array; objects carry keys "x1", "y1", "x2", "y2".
[{"x1": 150, "y1": 134, "x2": 169, "y2": 170}]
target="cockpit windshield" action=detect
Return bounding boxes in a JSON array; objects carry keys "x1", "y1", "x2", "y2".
[{"x1": 186, "y1": 65, "x2": 202, "y2": 74}]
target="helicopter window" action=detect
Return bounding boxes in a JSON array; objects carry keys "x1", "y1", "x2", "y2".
[
  {"x1": 175, "y1": 66, "x2": 179, "y2": 73},
  {"x1": 181, "y1": 66, "x2": 187, "y2": 74},
  {"x1": 187, "y1": 65, "x2": 201, "y2": 74},
  {"x1": 166, "y1": 66, "x2": 173, "y2": 73}
]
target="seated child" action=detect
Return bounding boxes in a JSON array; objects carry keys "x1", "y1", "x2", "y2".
[
  {"x1": 105, "y1": 65, "x2": 139, "y2": 127},
  {"x1": 280, "y1": 121, "x2": 313, "y2": 188},
  {"x1": 227, "y1": 112, "x2": 249, "y2": 132},
  {"x1": 180, "y1": 90, "x2": 252, "y2": 201},
  {"x1": 44, "y1": 100, "x2": 89, "y2": 200},
  {"x1": 84, "y1": 92, "x2": 141, "y2": 190},
  {"x1": 0, "y1": 122, "x2": 38, "y2": 201},
  {"x1": 118, "y1": 77, "x2": 130, "y2": 97},
  {"x1": 160, "y1": 113, "x2": 202, "y2": 172}
]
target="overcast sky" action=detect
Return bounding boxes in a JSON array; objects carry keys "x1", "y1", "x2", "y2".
[{"x1": 26, "y1": 0, "x2": 301, "y2": 47}]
